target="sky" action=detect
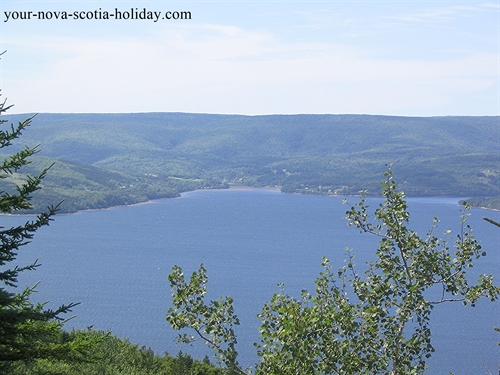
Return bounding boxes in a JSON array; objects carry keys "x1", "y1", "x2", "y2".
[{"x1": 0, "y1": 1, "x2": 498, "y2": 116}]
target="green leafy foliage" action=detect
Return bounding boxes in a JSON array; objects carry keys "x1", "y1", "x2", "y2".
[
  {"x1": 167, "y1": 265, "x2": 243, "y2": 374},
  {"x1": 167, "y1": 168, "x2": 499, "y2": 375}
]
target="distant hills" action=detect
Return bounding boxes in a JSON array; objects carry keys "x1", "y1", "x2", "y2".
[{"x1": 1, "y1": 113, "x2": 498, "y2": 213}]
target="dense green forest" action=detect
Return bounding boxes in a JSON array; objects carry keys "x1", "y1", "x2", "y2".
[
  {"x1": 10, "y1": 330, "x2": 224, "y2": 375},
  {"x1": 2, "y1": 113, "x2": 498, "y2": 213}
]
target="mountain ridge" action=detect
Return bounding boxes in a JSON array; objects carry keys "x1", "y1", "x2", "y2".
[{"x1": 1, "y1": 112, "x2": 498, "y2": 212}]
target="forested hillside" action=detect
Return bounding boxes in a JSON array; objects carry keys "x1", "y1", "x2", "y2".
[{"x1": 2, "y1": 113, "x2": 498, "y2": 212}]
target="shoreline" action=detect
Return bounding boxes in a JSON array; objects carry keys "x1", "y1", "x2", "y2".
[
  {"x1": 2, "y1": 186, "x2": 498, "y2": 216},
  {"x1": 0, "y1": 186, "x2": 281, "y2": 216},
  {"x1": 181, "y1": 185, "x2": 281, "y2": 194},
  {"x1": 63, "y1": 185, "x2": 283, "y2": 214}
]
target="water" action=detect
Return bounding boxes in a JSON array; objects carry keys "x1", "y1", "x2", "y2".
[{"x1": 4, "y1": 189, "x2": 499, "y2": 374}]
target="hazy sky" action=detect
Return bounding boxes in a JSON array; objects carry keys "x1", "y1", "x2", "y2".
[{"x1": 0, "y1": 1, "x2": 498, "y2": 115}]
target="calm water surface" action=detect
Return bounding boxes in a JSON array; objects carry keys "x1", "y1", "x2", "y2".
[{"x1": 6, "y1": 189, "x2": 500, "y2": 374}]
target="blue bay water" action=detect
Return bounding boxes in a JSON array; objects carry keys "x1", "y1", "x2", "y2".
[{"x1": 5, "y1": 189, "x2": 500, "y2": 374}]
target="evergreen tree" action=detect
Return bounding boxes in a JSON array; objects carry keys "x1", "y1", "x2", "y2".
[{"x1": 0, "y1": 94, "x2": 91, "y2": 372}]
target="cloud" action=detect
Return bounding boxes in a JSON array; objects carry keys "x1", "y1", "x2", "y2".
[{"x1": 2, "y1": 22, "x2": 498, "y2": 115}]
